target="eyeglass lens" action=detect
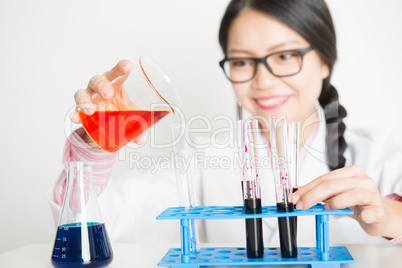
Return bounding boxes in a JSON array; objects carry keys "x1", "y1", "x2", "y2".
[{"x1": 223, "y1": 50, "x2": 303, "y2": 82}]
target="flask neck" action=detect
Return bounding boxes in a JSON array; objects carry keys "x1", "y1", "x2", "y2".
[{"x1": 58, "y1": 162, "x2": 103, "y2": 226}]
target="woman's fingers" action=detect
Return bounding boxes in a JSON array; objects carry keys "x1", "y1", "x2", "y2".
[
  {"x1": 84, "y1": 60, "x2": 134, "y2": 101},
  {"x1": 359, "y1": 204, "x2": 385, "y2": 225},
  {"x1": 132, "y1": 130, "x2": 148, "y2": 145},
  {"x1": 72, "y1": 59, "x2": 133, "y2": 123},
  {"x1": 293, "y1": 165, "x2": 367, "y2": 204},
  {"x1": 103, "y1": 59, "x2": 133, "y2": 82},
  {"x1": 74, "y1": 89, "x2": 97, "y2": 115},
  {"x1": 325, "y1": 189, "x2": 384, "y2": 227},
  {"x1": 324, "y1": 187, "x2": 374, "y2": 211},
  {"x1": 69, "y1": 111, "x2": 81, "y2": 124},
  {"x1": 295, "y1": 177, "x2": 373, "y2": 209},
  {"x1": 87, "y1": 75, "x2": 114, "y2": 100}
]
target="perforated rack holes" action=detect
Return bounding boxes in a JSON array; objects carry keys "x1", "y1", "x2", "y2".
[
  {"x1": 157, "y1": 205, "x2": 353, "y2": 220},
  {"x1": 157, "y1": 205, "x2": 354, "y2": 267},
  {"x1": 158, "y1": 247, "x2": 353, "y2": 266}
]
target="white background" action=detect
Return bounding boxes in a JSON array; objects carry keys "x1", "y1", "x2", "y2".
[{"x1": 1, "y1": 0, "x2": 402, "y2": 253}]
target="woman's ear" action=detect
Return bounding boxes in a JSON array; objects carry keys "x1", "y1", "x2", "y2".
[{"x1": 321, "y1": 61, "x2": 330, "y2": 80}]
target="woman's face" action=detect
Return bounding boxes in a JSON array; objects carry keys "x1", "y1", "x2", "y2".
[{"x1": 227, "y1": 8, "x2": 329, "y2": 123}]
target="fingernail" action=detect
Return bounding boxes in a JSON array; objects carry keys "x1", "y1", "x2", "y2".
[
  {"x1": 102, "y1": 85, "x2": 114, "y2": 99},
  {"x1": 84, "y1": 108, "x2": 95, "y2": 115},
  {"x1": 324, "y1": 203, "x2": 330, "y2": 210},
  {"x1": 83, "y1": 104, "x2": 96, "y2": 115},
  {"x1": 293, "y1": 193, "x2": 300, "y2": 204},
  {"x1": 122, "y1": 61, "x2": 130, "y2": 68},
  {"x1": 122, "y1": 61, "x2": 133, "y2": 70},
  {"x1": 69, "y1": 112, "x2": 81, "y2": 123},
  {"x1": 296, "y1": 201, "x2": 303, "y2": 210}
]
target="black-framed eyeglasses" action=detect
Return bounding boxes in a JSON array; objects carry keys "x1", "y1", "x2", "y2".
[{"x1": 219, "y1": 46, "x2": 314, "y2": 83}]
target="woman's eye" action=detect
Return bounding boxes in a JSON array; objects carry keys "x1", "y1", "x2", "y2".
[
  {"x1": 231, "y1": 60, "x2": 250, "y2": 67},
  {"x1": 279, "y1": 53, "x2": 294, "y2": 60},
  {"x1": 277, "y1": 52, "x2": 297, "y2": 61}
]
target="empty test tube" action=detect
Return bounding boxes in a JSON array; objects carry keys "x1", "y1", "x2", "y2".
[{"x1": 170, "y1": 124, "x2": 200, "y2": 254}]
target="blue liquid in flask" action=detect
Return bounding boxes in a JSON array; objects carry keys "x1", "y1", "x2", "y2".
[{"x1": 51, "y1": 222, "x2": 113, "y2": 268}]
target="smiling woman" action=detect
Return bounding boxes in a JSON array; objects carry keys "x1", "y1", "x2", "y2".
[
  {"x1": 217, "y1": 0, "x2": 402, "y2": 242},
  {"x1": 47, "y1": 0, "x2": 402, "y2": 253},
  {"x1": 219, "y1": 1, "x2": 344, "y2": 170}
]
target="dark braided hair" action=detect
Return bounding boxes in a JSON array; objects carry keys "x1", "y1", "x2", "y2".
[{"x1": 219, "y1": 0, "x2": 347, "y2": 170}]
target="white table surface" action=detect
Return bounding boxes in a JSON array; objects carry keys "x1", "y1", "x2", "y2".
[{"x1": 0, "y1": 243, "x2": 400, "y2": 268}]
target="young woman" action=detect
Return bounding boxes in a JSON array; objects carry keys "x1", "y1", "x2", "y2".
[{"x1": 49, "y1": 0, "x2": 402, "y2": 245}]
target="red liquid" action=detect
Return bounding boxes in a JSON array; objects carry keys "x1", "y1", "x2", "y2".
[{"x1": 79, "y1": 110, "x2": 169, "y2": 152}]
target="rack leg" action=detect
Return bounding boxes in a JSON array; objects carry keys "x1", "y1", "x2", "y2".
[
  {"x1": 315, "y1": 215, "x2": 322, "y2": 251},
  {"x1": 180, "y1": 219, "x2": 191, "y2": 263},
  {"x1": 317, "y1": 214, "x2": 330, "y2": 261}
]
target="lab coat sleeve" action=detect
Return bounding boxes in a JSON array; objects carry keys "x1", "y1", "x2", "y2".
[
  {"x1": 385, "y1": 193, "x2": 402, "y2": 244},
  {"x1": 346, "y1": 128, "x2": 402, "y2": 244},
  {"x1": 346, "y1": 128, "x2": 402, "y2": 196}
]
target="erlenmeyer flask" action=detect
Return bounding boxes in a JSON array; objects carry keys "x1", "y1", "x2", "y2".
[{"x1": 51, "y1": 161, "x2": 113, "y2": 268}]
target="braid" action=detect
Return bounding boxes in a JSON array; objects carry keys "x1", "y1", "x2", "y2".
[{"x1": 318, "y1": 78, "x2": 347, "y2": 171}]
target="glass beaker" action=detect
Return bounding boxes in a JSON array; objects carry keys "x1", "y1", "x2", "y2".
[
  {"x1": 51, "y1": 161, "x2": 113, "y2": 268},
  {"x1": 77, "y1": 56, "x2": 182, "y2": 152}
]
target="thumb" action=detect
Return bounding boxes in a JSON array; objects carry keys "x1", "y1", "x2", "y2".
[{"x1": 132, "y1": 130, "x2": 149, "y2": 145}]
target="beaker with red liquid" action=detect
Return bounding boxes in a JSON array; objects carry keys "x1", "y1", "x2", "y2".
[{"x1": 77, "y1": 56, "x2": 182, "y2": 152}]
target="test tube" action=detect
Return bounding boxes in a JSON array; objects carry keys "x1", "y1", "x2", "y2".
[
  {"x1": 170, "y1": 124, "x2": 200, "y2": 254},
  {"x1": 287, "y1": 121, "x2": 300, "y2": 195},
  {"x1": 287, "y1": 121, "x2": 300, "y2": 237},
  {"x1": 241, "y1": 118, "x2": 264, "y2": 258},
  {"x1": 269, "y1": 116, "x2": 298, "y2": 258}
]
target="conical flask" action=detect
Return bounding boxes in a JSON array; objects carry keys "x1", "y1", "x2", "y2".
[{"x1": 51, "y1": 161, "x2": 113, "y2": 268}]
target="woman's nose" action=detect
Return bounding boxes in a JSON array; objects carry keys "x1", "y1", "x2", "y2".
[{"x1": 252, "y1": 62, "x2": 279, "y2": 89}]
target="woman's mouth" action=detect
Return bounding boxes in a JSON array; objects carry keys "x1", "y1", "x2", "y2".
[{"x1": 255, "y1": 96, "x2": 291, "y2": 110}]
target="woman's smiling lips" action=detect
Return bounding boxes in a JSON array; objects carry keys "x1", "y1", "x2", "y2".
[{"x1": 255, "y1": 95, "x2": 291, "y2": 110}]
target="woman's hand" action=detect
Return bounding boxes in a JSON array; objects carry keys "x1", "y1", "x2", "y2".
[
  {"x1": 70, "y1": 59, "x2": 134, "y2": 123},
  {"x1": 293, "y1": 165, "x2": 402, "y2": 239},
  {"x1": 70, "y1": 60, "x2": 145, "y2": 146}
]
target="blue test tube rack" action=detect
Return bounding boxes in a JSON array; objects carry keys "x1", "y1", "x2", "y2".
[{"x1": 156, "y1": 205, "x2": 354, "y2": 268}]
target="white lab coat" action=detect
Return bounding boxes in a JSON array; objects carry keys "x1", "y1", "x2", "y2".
[{"x1": 48, "y1": 106, "x2": 402, "y2": 246}]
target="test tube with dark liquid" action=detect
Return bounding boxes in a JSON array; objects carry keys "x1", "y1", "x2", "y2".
[
  {"x1": 270, "y1": 117, "x2": 298, "y2": 258},
  {"x1": 240, "y1": 118, "x2": 264, "y2": 258}
]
